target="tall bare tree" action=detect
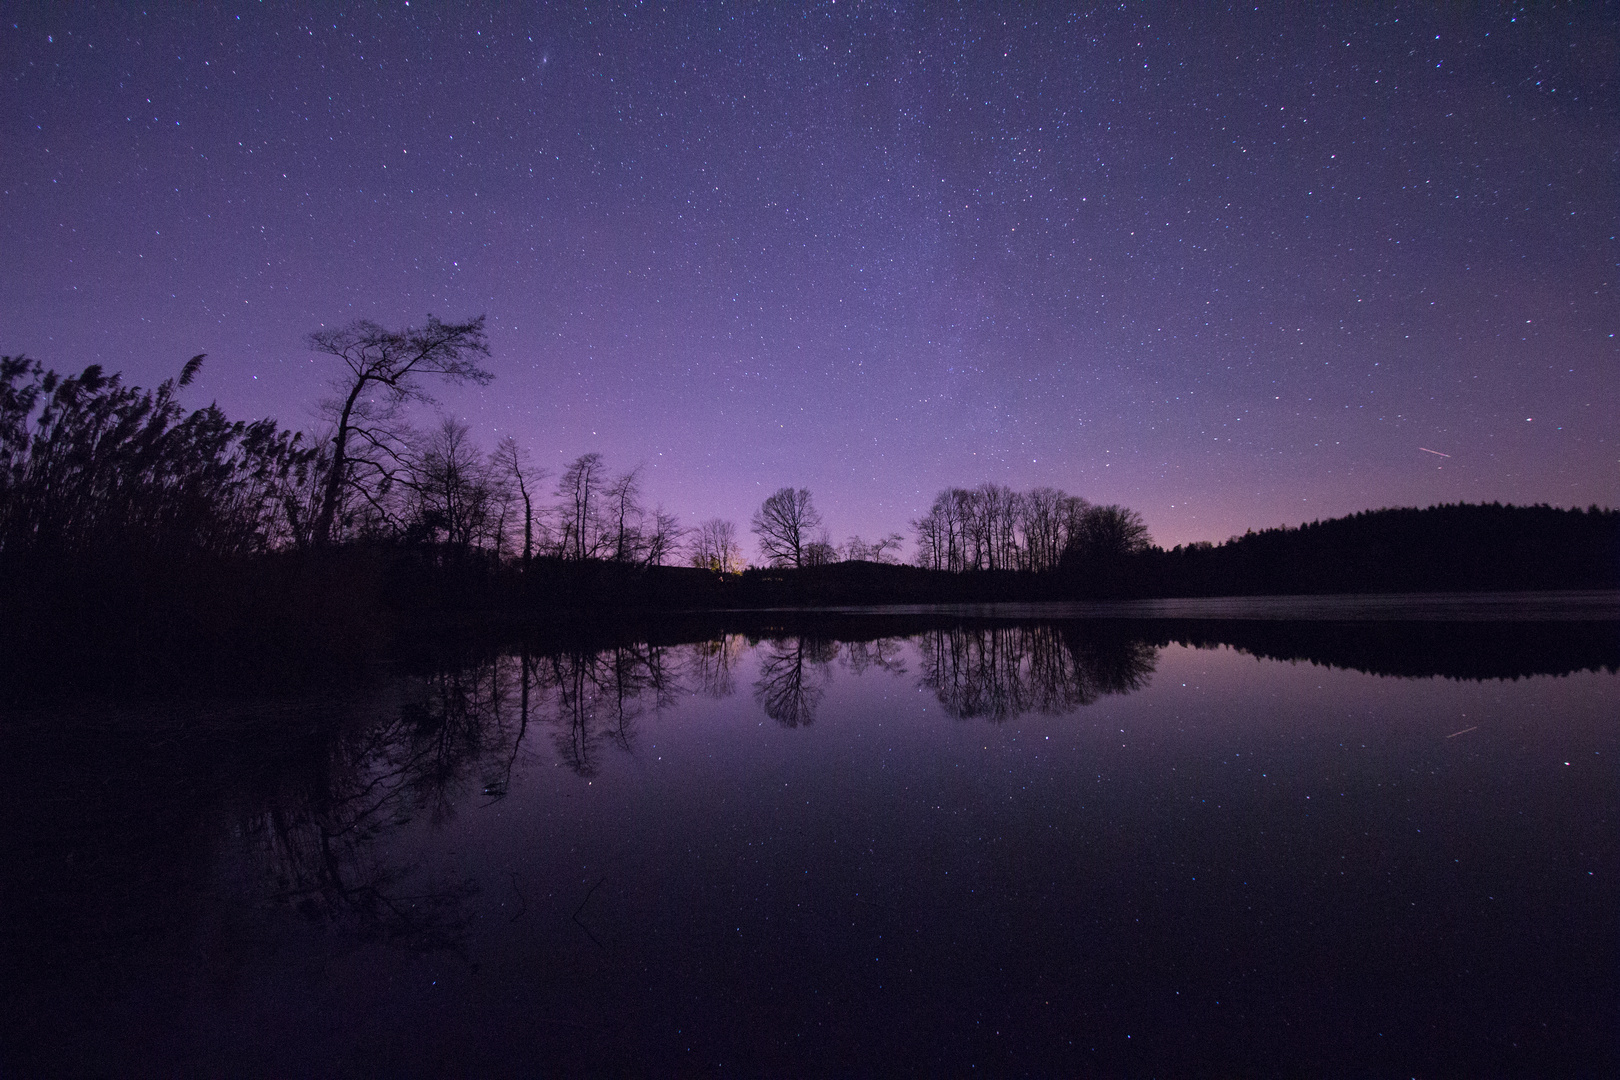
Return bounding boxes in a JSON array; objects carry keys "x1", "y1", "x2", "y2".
[
  {"x1": 914, "y1": 489, "x2": 970, "y2": 570},
  {"x1": 307, "y1": 315, "x2": 491, "y2": 547},
  {"x1": 604, "y1": 466, "x2": 645, "y2": 562},
  {"x1": 555, "y1": 452, "x2": 605, "y2": 560},
  {"x1": 948, "y1": 487, "x2": 976, "y2": 569},
  {"x1": 911, "y1": 512, "x2": 945, "y2": 569},
  {"x1": 751, "y1": 487, "x2": 822, "y2": 568},
  {"x1": 492, "y1": 436, "x2": 545, "y2": 564},
  {"x1": 1019, "y1": 487, "x2": 1073, "y2": 572}
]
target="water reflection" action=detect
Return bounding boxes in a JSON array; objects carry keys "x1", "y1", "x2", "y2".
[
  {"x1": 3, "y1": 611, "x2": 1616, "y2": 1075},
  {"x1": 752, "y1": 636, "x2": 837, "y2": 726},
  {"x1": 684, "y1": 633, "x2": 748, "y2": 699},
  {"x1": 917, "y1": 623, "x2": 1158, "y2": 722},
  {"x1": 840, "y1": 635, "x2": 909, "y2": 677},
  {"x1": 243, "y1": 666, "x2": 528, "y2": 953},
  {"x1": 539, "y1": 643, "x2": 680, "y2": 776},
  {"x1": 222, "y1": 614, "x2": 1607, "y2": 957}
]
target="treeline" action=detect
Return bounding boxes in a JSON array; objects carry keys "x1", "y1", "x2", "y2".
[
  {"x1": 2, "y1": 328, "x2": 1166, "y2": 586},
  {"x1": 0, "y1": 329, "x2": 696, "y2": 573},
  {"x1": 4, "y1": 319, "x2": 1617, "y2": 680},
  {"x1": 910, "y1": 484, "x2": 1149, "y2": 572},
  {"x1": 5, "y1": 339, "x2": 1614, "y2": 604},
  {"x1": 1136, "y1": 503, "x2": 1620, "y2": 595}
]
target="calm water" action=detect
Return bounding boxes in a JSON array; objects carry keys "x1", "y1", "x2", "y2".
[{"x1": 3, "y1": 613, "x2": 1615, "y2": 1076}]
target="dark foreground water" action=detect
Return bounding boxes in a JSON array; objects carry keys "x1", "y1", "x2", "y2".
[{"x1": 3, "y1": 605, "x2": 1615, "y2": 1076}]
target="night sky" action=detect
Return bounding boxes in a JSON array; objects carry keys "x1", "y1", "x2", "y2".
[{"x1": 4, "y1": 3, "x2": 1615, "y2": 554}]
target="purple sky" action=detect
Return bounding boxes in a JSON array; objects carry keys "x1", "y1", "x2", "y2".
[{"x1": 4, "y1": 3, "x2": 1615, "y2": 556}]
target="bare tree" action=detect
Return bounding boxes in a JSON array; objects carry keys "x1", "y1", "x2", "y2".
[
  {"x1": 306, "y1": 315, "x2": 491, "y2": 547},
  {"x1": 842, "y1": 533, "x2": 904, "y2": 562},
  {"x1": 1067, "y1": 504, "x2": 1152, "y2": 561},
  {"x1": 1020, "y1": 487, "x2": 1086, "y2": 572},
  {"x1": 949, "y1": 487, "x2": 977, "y2": 569},
  {"x1": 492, "y1": 437, "x2": 545, "y2": 564},
  {"x1": 604, "y1": 466, "x2": 645, "y2": 562},
  {"x1": 914, "y1": 488, "x2": 971, "y2": 570},
  {"x1": 751, "y1": 487, "x2": 822, "y2": 568},
  {"x1": 407, "y1": 418, "x2": 502, "y2": 552},
  {"x1": 991, "y1": 485, "x2": 1024, "y2": 569},
  {"x1": 1059, "y1": 494, "x2": 1091, "y2": 554},
  {"x1": 690, "y1": 518, "x2": 744, "y2": 572},
  {"x1": 970, "y1": 483, "x2": 1022, "y2": 571},
  {"x1": 556, "y1": 452, "x2": 606, "y2": 560},
  {"x1": 869, "y1": 531, "x2": 906, "y2": 564},
  {"x1": 642, "y1": 507, "x2": 686, "y2": 566},
  {"x1": 915, "y1": 485, "x2": 1097, "y2": 572},
  {"x1": 802, "y1": 532, "x2": 837, "y2": 567},
  {"x1": 912, "y1": 512, "x2": 944, "y2": 569}
]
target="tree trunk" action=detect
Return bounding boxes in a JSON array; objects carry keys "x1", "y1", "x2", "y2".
[{"x1": 312, "y1": 379, "x2": 365, "y2": 547}]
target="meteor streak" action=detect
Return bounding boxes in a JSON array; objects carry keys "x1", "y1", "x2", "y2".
[{"x1": 1419, "y1": 448, "x2": 1451, "y2": 458}]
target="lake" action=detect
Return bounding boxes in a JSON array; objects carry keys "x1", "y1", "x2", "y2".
[{"x1": 3, "y1": 598, "x2": 1615, "y2": 1075}]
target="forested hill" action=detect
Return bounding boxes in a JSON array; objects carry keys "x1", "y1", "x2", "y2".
[{"x1": 1138, "y1": 503, "x2": 1619, "y2": 596}]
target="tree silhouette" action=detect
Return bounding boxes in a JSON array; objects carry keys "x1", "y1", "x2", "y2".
[
  {"x1": 802, "y1": 532, "x2": 837, "y2": 567},
  {"x1": 307, "y1": 315, "x2": 491, "y2": 547},
  {"x1": 841, "y1": 533, "x2": 905, "y2": 563},
  {"x1": 869, "y1": 532, "x2": 906, "y2": 563},
  {"x1": 604, "y1": 466, "x2": 645, "y2": 562},
  {"x1": 404, "y1": 419, "x2": 504, "y2": 553},
  {"x1": 492, "y1": 437, "x2": 545, "y2": 564},
  {"x1": 911, "y1": 484, "x2": 1090, "y2": 572},
  {"x1": 555, "y1": 452, "x2": 606, "y2": 560},
  {"x1": 752, "y1": 637, "x2": 833, "y2": 726},
  {"x1": 1066, "y1": 504, "x2": 1152, "y2": 562},
  {"x1": 641, "y1": 506, "x2": 686, "y2": 566},
  {"x1": 690, "y1": 518, "x2": 744, "y2": 572},
  {"x1": 751, "y1": 486, "x2": 821, "y2": 568}
]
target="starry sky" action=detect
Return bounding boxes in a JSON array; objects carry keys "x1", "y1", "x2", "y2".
[{"x1": 3, "y1": 3, "x2": 1615, "y2": 554}]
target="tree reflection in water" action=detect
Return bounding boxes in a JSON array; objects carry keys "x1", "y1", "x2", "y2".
[
  {"x1": 538, "y1": 643, "x2": 680, "y2": 777},
  {"x1": 747, "y1": 635, "x2": 909, "y2": 727},
  {"x1": 841, "y1": 636, "x2": 909, "y2": 677},
  {"x1": 238, "y1": 644, "x2": 695, "y2": 952},
  {"x1": 237, "y1": 625, "x2": 1153, "y2": 951},
  {"x1": 12, "y1": 612, "x2": 1613, "y2": 1079},
  {"x1": 917, "y1": 623, "x2": 1159, "y2": 722},
  {"x1": 242, "y1": 665, "x2": 521, "y2": 954},
  {"x1": 752, "y1": 636, "x2": 838, "y2": 727},
  {"x1": 224, "y1": 611, "x2": 1604, "y2": 958},
  {"x1": 683, "y1": 633, "x2": 748, "y2": 699}
]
